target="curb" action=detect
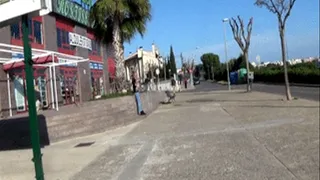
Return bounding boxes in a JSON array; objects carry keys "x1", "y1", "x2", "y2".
[
  {"x1": 257, "y1": 82, "x2": 320, "y2": 88},
  {"x1": 216, "y1": 82, "x2": 319, "y2": 88}
]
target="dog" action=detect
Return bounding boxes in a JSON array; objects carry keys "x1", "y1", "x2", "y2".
[{"x1": 165, "y1": 90, "x2": 176, "y2": 103}]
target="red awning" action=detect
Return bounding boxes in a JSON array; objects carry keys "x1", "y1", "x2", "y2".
[{"x1": 3, "y1": 55, "x2": 58, "y2": 71}]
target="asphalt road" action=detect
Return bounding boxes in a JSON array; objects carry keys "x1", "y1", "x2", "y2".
[{"x1": 187, "y1": 81, "x2": 320, "y2": 101}]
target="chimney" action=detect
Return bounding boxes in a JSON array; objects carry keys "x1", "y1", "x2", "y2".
[
  {"x1": 138, "y1": 46, "x2": 143, "y2": 58},
  {"x1": 152, "y1": 43, "x2": 156, "y2": 56}
]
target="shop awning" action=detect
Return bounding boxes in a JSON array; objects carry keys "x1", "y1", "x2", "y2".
[
  {"x1": 2, "y1": 54, "x2": 58, "y2": 70},
  {"x1": 0, "y1": 43, "x2": 89, "y2": 69}
]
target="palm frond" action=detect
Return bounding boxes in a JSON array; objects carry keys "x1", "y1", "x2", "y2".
[{"x1": 89, "y1": 0, "x2": 152, "y2": 44}]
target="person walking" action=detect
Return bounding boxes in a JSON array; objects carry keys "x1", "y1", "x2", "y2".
[
  {"x1": 132, "y1": 71, "x2": 146, "y2": 115},
  {"x1": 184, "y1": 77, "x2": 188, "y2": 89},
  {"x1": 171, "y1": 76, "x2": 176, "y2": 94}
]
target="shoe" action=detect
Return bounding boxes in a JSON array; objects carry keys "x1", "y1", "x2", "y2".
[{"x1": 140, "y1": 111, "x2": 146, "y2": 115}]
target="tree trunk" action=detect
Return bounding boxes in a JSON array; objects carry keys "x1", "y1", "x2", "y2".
[
  {"x1": 279, "y1": 28, "x2": 292, "y2": 100},
  {"x1": 112, "y1": 20, "x2": 125, "y2": 91},
  {"x1": 244, "y1": 51, "x2": 251, "y2": 92}
]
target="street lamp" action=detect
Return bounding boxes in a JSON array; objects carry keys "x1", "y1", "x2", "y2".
[{"x1": 222, "y1": 18, "x2": 231, "y2": 91}]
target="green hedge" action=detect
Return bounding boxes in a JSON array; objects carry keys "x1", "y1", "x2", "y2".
[{"x1": 254, "y1": 62, "x2": 320, "y2": 84}]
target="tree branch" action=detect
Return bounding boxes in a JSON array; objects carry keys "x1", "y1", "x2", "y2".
[
  {"x1": 246, "y1": 17, "x2": 253, "y2": 51},
  {"x1": 238, "y1": 16, "x2": 247, "y2": 45},
  {"x1": 283, "y1": 0, "x2": 297, "y2": 24},
  {"x1": 269, "y1": 0, "x2": 282, "y2": 17},
  {"x1": 229, "y1": 18, "x2": 245, "y2": 51}
]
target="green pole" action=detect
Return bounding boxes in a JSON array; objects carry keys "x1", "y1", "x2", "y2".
[{"x1": 21, "y1": 14, "x2": 45, "y2": 180}]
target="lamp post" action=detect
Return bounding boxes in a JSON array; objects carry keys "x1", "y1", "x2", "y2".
[{"x1": 223, "y1": 18, "x2": 231, "y2": 91}]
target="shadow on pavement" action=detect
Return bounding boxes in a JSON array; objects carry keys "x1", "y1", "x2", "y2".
[
  {"x1": 0, "y1": 115, "x2": 50, "y2": 151},
  {"x1": 239, "y1": 105, "x2": 319, "y2": 109},
  {"x1": 186, "y1": 98, "x2": 283, "y2": 103}
]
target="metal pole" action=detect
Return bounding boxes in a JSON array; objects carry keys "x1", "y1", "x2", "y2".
[
  {"x1": 21, "y1": 14, "x2": 45, "y2": 180},
  {"x1": 223, "y1": 21, "x2": 231, "y2": 91},
  {"x1": 49, "y1": 65, "x2": 55, "y2": 109},
  {"x1": 53, "y1": 63, "x2": 59, "y2": 111},
  {"x1": 7, "y1": 73, "x2": 12, "y2": 117},
  {"x1": 164, "y1": 57, "x2": 167, "y2": 81}
]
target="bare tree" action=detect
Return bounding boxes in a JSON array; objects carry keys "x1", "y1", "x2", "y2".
[
  {"x1": 255, "y1": 0, "x2": 297, "y2": 100},
  {"x1": 229, "y1": 16, "x2": 253, "y2": 92}
]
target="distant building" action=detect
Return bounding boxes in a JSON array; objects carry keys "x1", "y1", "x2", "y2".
[{"x1": 124, "y1": 44, "x2": 163, "y2": 82}]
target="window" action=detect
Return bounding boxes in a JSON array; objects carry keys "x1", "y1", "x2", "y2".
[
  {"x1": 56, "y1": 28, "x2": 75, "y2": 51},
  {"x1": 33, "y1": 21, "x2": 42, "y2": 44},
  {"x1": 11, "y1": 23, "x2": 20, "y2": 39},
  {"x1": 10, "y1": 18, "x2": 43, "y2": 46},
  {"x1": 89, "y1": 40, "x2": 101, "y2": 56}
]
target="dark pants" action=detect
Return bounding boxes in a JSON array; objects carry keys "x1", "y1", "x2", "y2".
[
  {"x1": 133, "y1": 85, "x2": 136, "y2": 93},
  {"x1": 184, "y1": 81, "x2": 187, "y2": 89}
]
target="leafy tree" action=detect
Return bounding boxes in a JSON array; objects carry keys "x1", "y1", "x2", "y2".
[
  {"x1": 194, "y1": 64, "x2": 203, "y2": 78},
  {"x1": 230, "y1": 54, "x2": 254, "y2": 72},
  {"x1": 200, "y1": 53, "x2": 220, "y2": 80},
  {"x1": 229, "y1": 16, "x2": 253, "y2": 92},
  {"x1": 165, "y1": 56, "x2": 171, "y2": 78},
  {"x1": 89, "y1": 0, "x2": 152, "y2": 90},
  {"x1": 255, "y1": 0, "x2": 297, "y2": 100},
  {"x1": 169, "y1": 46, "x2": 177, "y2": 75}
]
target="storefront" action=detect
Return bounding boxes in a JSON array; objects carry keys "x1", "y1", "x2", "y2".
[
  {"x1": 90, "y1": 62, "x2": 104, "y2": 98},
  {"x1": 0, "y1": 0, "x2": 114, "y2": 117},
  {"x1": 11, "y1": 66, "x2": 48, "y2": 112},
  {"x1": 58, "y1": 59, "x2": 79, "y2": 105}
]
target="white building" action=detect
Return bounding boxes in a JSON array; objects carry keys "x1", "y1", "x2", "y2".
[{"x1": 124, "y1": 44, "x2": 163, "y2": 82}]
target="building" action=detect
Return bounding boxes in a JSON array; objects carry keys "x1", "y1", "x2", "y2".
[
  {"x1": 124, "y1": 44, "x2": 163, "y2": 82},
  {"x1": 0, "y1": 0, "x2": 116, "y2": 117}
]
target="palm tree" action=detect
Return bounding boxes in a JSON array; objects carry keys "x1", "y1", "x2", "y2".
[{"x1": 89, "y1": 0, "x2": 152, "y2": 89}]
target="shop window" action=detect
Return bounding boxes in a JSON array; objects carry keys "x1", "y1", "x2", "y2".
[
  {"x1": 89, "y1": 40, "x2": 101, "y2": 56},
  {"x1": 57, "y1": 28, "x2": 75, "y2": 53},
  {"x1": 10, "y1": 18, "x2": 43, "y2": 47}
]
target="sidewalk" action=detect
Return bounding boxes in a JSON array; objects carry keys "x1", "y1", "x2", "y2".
[
  {"x1": 1, "y1": 90, "x2": 319, "y2": 180},
  {"x1": 0, "y1": 122, "x2": 140, "y2": 180}
]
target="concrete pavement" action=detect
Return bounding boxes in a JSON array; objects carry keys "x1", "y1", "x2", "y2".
[
  {"x1": 0, "y1": 90, "x2": 318, "y2": 179},
  {"x1": 72, "y1": 90, "x2": 318, "y2": 180},
  {"x1": 185, "y1": 81, "x2": 320, "y2": 101}
]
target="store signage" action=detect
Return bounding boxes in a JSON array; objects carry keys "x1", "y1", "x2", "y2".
[
  {"x1": 52, "y1": 0, "x2": 92, "y2": 26},
  {"x1": 69, "y1": 32, "x2": 92, "y2": 50},
  {"x1": 90, "y1": 62, "x2": 103, "y2": 70},
  {"x1": 12, "y1": 53, "x2": 24, "y2": 59},
  {"x1": 59, "y1": 58, "x2": 77, "y2": 67}
]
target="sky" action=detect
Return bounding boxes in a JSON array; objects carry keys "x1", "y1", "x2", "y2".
[{"x1": 124, "y1": 0, "x2": 319, "y2": 68}]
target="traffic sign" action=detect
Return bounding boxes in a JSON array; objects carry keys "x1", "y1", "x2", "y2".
[{"x1": 0, "y1": 0, "x2": 51, "y2": 28}]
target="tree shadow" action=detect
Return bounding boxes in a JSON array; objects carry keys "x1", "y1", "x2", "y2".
[
  {"x1": 186, "y1": 98, "x2": 283, "y2": 103},
  {"x1": 235, "y1": 105, "x2": 319, "y2": 109},
  {"x1": 0, "y1": 115, "x2": 50, "y2": 151}
]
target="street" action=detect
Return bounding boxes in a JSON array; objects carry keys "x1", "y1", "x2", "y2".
[{"x1": 187, "y1": 81, "x2": 319, "y2": 101}]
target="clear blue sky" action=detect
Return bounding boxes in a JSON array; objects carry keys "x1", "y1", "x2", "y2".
[{"x1": 124, "y1": 0, "x2": 319, "y2": 68}]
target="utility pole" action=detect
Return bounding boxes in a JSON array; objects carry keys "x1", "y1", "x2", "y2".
[
  {"x1": 22, "y1": 14, "x2": 45, "y2": 180},
  {"x1": 223, "y1": 18, "x2": 231, "y2": 91}
]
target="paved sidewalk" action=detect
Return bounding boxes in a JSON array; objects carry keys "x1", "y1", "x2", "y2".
[
  {"x1": 72, "y1": 90, "x2": 319, "y2": 180},
  {"x1": 0, "y1": 90, "x2": 318, "y2": 180},
  {"x1": 0, "y1": 122, "x2": 140, "y2": 180}
]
